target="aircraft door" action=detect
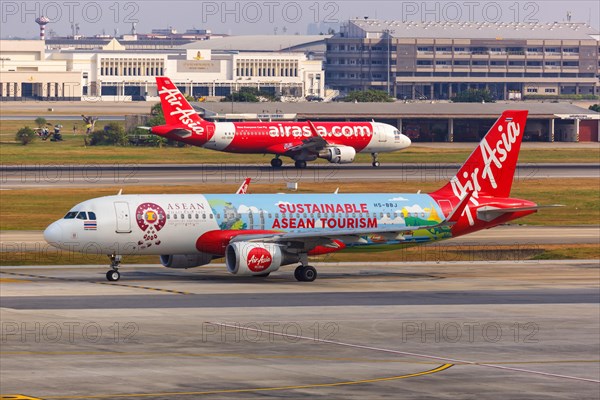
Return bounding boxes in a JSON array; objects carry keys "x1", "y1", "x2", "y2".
[
  {"x1": 207, "y1": 123, "x2": 216, "y2": 145},
  {"x1": 114, "y1": 202, "x2": 132, "y2": 233},
  {"x1": 376, "y1": 124, "x2": 387, "y2": 143}
]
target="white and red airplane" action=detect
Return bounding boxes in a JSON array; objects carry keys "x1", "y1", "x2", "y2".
[
  {"x1": 45, "y1": 110, "x2": 553, "y2": 282},
  {"x1": 145, "y1": 77, "x2": 411, "y2": 168}
]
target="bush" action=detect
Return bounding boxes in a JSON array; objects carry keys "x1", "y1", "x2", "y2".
[
  {"x1": 16, "y1": 126, "x2": 36, "y2": 145},
  {"x1": 589, "y1": 104, "x2": 600, "y2": 112},
  {"x1": 88, "y1": 122, "x2": 128, "y2": 146},
  {"x1": 451, "y1": 89, "x2": 496, "y2": 103},
  {"x1": 34, "y1": 117, "x2": 47, "y2": 127},
  {"x1": 343, "y1": 90, "x2": 394, "y2": 102},
  {"x1": 221, "y1": 87, "x2": 280, "y2": 102}
]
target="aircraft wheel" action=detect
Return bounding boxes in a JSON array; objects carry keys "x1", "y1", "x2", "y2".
[
  {"x1": 106, "y1": 270, "x2": 120, "y2": 282},
  {"x1": 271, "y1": 158, "x2": 283, "y2": 168},
  {"x1": 372, "y1": 161, "x2": 381, "y2": 167},
  {"x1": 295, "y1": 265, "x2": 317, "y2": 282},
  {"x1": 294, "y1": 160, "x2": 307, "y2": 169}
]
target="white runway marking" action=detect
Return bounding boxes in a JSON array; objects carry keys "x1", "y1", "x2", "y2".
[{"x1": 208, "y1": 322, "x2": 600, "y2": 384}]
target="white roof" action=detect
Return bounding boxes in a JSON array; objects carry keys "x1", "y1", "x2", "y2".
[
  {"x1": 348, "y1": 19, "x2": 600, "y2": 40},
  {"x1": 181, "y1": 35, "x2": 331, "y2": 52}
]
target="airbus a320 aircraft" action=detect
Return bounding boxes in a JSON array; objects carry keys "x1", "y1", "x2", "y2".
[
  {"x1": 45, "y1": 110, "x2": 551, "y2": 282},
  {"x1": 144, "y1": 77, "x2": 411, "y2": 168}
]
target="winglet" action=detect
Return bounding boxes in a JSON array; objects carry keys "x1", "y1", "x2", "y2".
[
  {"x1": 236, "y1": 178, "x2": 251, "y2": 194},
  {"x1": 446, "y1": 191, "x2": 473, "y2": 223},
  {"x1": 306, "y1": 120, "x2": 322, "y2": 138}
]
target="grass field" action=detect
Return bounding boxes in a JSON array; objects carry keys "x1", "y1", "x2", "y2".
[
  {"x1": 2, "y1": 119, "x2": 599, "y2": 164},
  {"x1": 1, "y1": 179, "x2": 598, "y2": 230}
]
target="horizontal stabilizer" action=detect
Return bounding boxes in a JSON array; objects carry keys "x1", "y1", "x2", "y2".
[{"x1": 477, "y1": 204, "x2": 564, "y2": 222}]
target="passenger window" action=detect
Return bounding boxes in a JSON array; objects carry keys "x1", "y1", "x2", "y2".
[
  {"x1": 195, "y1": 214, "x2": 199, "y2": 219},
  {"x1": 202, "y1": 214, "x2": 206, "y2": 219},
  {"x1": 173, "y1": 214, "x2": 177, "y2": 220},
  {"x1": 88, "y1": 212, "x2": 96, "y2": 220},
  {"x1": 188, "y1": 214, "x2": 192, "y2": 219},
  {"x1": 76, "y1": 212, "x2": 87, "y2": 220},
  {"x1": 181, "y1": 214, "x2": 184, "y2": 219},
  {"x1": 64, "y1": 211, "x2": 77, "y2": 219},
  {"x1": 209, "y1": 214, "x2": 213, "y2": 219}
]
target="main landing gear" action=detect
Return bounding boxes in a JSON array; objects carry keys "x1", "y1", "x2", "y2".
[
  {"x1": 294, "y1": 255, "x2": 317, "y2": 281},
  {"x1": 294, "y1": 160, "x2": 307, "y2": 169},
  {"x1": 294, "y1": 265, "x2": 317, "y2": 282},
  {"x1": 270, "y1": 157, "x2": 283, "y2": 168},
  {"x1": 371, "y1": 152, "x2": 380, "y2": 167},
  {"x1": 106, "y1": 254, "x2": 122, "y2": 281}
]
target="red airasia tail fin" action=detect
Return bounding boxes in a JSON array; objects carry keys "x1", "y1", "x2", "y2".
[
  {"x1": 433, "y1": 110, "x2": 529, "y2": 200},
  {"x1": 155, "y1": 76, "x2": 205, "y2": 132}
]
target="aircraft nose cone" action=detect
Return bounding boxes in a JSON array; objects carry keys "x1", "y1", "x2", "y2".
[
  {"x1": 402, "y1": 135, "x2": 411, "y2": 148},
  {"x1": 44, "y1": 222, "x2": 63, "y2": 245}
]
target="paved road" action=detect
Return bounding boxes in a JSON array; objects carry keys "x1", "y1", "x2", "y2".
[{"x1": 1, "y1": 163, "x2": 598, "y2": 188}]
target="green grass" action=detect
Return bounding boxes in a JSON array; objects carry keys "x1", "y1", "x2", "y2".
[
  {"x1": 2, "y1": 243, "x2": 597, "y2": 266},
  {"x1": 1, "y1": 120, "x2": 599, "y2": 164}
]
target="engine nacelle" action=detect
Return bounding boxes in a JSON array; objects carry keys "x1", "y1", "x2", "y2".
[
  {"x1": 160, "y1": 253, "x2": 212, "y2": 269},
  {"x1": 319, "y1": 146, "x2": 356, "y2": 164},
  {"x1": 225, "y1": 242, "x2": 297, "y2": 276}
]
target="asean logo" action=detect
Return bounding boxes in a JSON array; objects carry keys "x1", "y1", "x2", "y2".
[
  {"x1": 246, "y1": 247, "x2": 272, "y2": 272},
  {"x1": 136, "y1": 203, "x2": 166, "y2": 248}
]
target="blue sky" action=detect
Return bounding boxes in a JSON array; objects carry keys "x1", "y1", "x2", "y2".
[{"x1": 1, "y1": 1, "x2": 598, "y2": 38}]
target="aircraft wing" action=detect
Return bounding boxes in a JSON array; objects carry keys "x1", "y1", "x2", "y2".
[
  {"x1": 230, "y1": 221, "x2": 452, "y2": 249},
  {"x1": 280, "y1": 121, "x2": 329, "y2": 155}
]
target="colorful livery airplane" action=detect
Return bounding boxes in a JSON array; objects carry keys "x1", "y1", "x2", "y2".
[
  {"x1": 45, "y1": 110, "x2": 549, "y2": 282},
  {"x1": 145, "y1": 77, "x2": 411, "y2": 168}
]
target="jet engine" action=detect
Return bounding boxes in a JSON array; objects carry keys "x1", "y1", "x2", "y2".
[
  {"x1": 225, "y1": 242, "x2": 298, "y2": 276},
  {"x1": 319, "y1": 146, "x2": 356, "y2": 164},
  {"x1": 160, "y1": 253, "x2": 213, "y2": 269}
]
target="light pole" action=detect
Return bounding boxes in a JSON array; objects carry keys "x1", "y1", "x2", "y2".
[{"x1": 385, "y1": 29, "x2": 395, "y2": 96}]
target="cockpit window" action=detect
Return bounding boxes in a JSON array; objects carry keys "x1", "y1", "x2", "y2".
[
  {"x1": 76, "y1": 212, "x2": 87, "y2": 220},
  {"x1": 64, "y1": 211, "x2": 78, "y2": 219},
  {"x1": 88, "y1": 212, "x2": 96, "y2": 220}
]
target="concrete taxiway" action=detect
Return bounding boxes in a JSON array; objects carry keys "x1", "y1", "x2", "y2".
[
  {"x1": 1, "y1": 260, "x2": 599, "y2": 399},
  {"x1": 1, "y1": 163, "x2": 598, "y2": 189}
]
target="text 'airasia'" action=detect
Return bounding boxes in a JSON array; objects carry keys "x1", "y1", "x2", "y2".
[{"x1": 143, "y1": 77, "x2": 411, "y2": 168}]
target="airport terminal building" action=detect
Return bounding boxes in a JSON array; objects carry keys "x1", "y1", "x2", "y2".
[
  {"x1": 0, "y1": 36, "x2": 326, "y2": 101},
  {"x1": 326, "y1": 19, "x2": 600, "y2": 100}
]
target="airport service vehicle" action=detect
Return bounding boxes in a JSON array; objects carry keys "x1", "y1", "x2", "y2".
[
  {"x1": 144, "y1": 77, "x2": 411, "y2": 168},
  {"x1": 45, "y1": 110, "x2": 548, "y2": 282}
]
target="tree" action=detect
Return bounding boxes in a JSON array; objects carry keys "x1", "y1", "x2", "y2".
[
  {"x1": 88, "y1": 122, "x2": 128, "y2": 146},
  {"x1": 589, "y1": 104, "x2": 600, "y2": 112},
  {"x1": 343, "y1": 90, "x2": 394, "y2": 103},
  {"x1": 451, "y1": 88, "x2": 496, "y2": 103},
  {"x1": 34, "y1": 117, "x2": 47, "y2": 128},
  {"x1": 147, "y1": 103, "x2": 165, "y2": 126},
  {"x1": 16, "y1": 126, "x2": 36, "y2": 145},
  {"x1": 221, "y1": 87, "x2": 280, "y2": 102}
]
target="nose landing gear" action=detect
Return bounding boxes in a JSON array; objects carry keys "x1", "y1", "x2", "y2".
[
  {"x1": 106, "y1": 254, "x2": 122, "y2": 281},
  {"x1": 371, "y1": 153, "x2": 380, "y2": 167}
]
